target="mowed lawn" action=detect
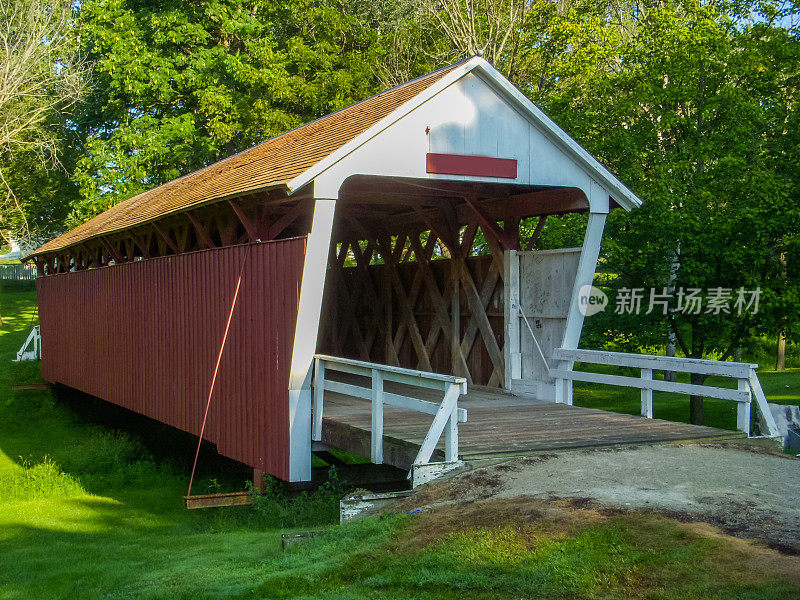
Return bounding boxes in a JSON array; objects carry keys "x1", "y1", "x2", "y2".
[{"x1": 1, "y1": 287, "x2": 798, "y2": 600}]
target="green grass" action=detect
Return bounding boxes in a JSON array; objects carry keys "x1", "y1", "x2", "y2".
[{"x1": 1, "y1": 287, "x2": 798, "y2": 599}]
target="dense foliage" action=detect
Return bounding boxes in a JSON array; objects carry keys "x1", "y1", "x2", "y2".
[{"x1": 69, "y1": 0, "x2": 386, "y2": 223}]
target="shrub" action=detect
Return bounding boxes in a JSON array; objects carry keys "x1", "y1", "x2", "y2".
[{"x1": 248, "y1": 466, "x2": 345, "y2": 529}]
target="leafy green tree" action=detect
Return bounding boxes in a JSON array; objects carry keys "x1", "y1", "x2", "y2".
[
  {"x1": 541, "y1": 0, "x2": 800, "y2": 423},
  {"x1": 70, "y1": 0, "x2": 388, "y2": 224}
]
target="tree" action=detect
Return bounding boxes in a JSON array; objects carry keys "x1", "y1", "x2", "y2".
[
  {"x1": 69, "y1": 0, "x2": 388, "y2": 225},
  {"x1": 544, "y1": 0, "x2": 800, "y2": 424},
  {"x1": 0, "y1": 0, "x2": 85, "y2": 245}
]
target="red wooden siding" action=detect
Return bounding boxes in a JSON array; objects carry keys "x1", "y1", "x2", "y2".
[
  {"x1": 37, "y1": 238, "x2": 306, "y2": 480},
  {"x1": 426, "y1": 153, "x2": 518, "y2": 178}
]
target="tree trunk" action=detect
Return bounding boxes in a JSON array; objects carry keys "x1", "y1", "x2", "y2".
[
  {"x1": 689, "y1": 372, "x2": 707, "y2": 425},
  {"x1": 776, "y1": 330, "x2": 786, "y2": 372},
  {"x1": 664, "y1": 246, "x2": 680, "y2": 382},
  {"x1": 665, "y1": 338, "x2": 677, "y2": 382}
]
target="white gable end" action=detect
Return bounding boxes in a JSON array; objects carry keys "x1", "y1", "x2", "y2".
[{"x1": 305, "y1": 60, "x2": 640, "y2": 212}]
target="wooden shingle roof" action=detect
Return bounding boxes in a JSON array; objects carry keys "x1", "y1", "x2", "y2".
[{"x1": 32, "y1": 62, "x2": 464, "y2": 257}]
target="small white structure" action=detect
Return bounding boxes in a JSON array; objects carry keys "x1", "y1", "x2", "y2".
[{"x1": 15, "y1": 326, "x2": 41, "y2": 362}]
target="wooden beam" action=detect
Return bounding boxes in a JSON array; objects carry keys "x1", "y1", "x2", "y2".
[
  {"x1": 463, "y1": 197, "x2": 519, "y2": 251},
  {"x1": 460, "y1": 261, "x2": 505, "y2": 381},
  {"x1": 376, "y1": 235, "x2": 432, "y2": 372},
  {"x1": 228, "y1": 199, "x2": 259, "y2": 241},
  {"x1": 101, "y1": 238, "x2": 123, "y2": 264},
  {"x1": 268, "y1": 200, "x2": 309, "y2": 239},
  {"x1": 187, "y1": 213, "x2": 215, "y2": 249},
  {"x1": 153, "y1": 223, "x2": 180, "y2": 254}
]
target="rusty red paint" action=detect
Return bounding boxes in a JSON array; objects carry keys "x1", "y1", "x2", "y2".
[
  {"x1": 36, "y1": 238, "x2": 306, "y2": 480},
  {"x1": 426, "y1": 153, "x2": 517, "y2": 178}
]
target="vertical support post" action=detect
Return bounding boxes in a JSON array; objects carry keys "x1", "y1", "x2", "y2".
[
  {"x1": 450, "y1": 255, "x2": 461, "y2": 376},
  {"x1": 371, "y1": 369, "x2": 384, "y2": 464},
  {"x1": 288, "y1": 198, "x2": 336, "y2": 482},
  {"x1": 558, "y1": 195, "x2": 607, "y2": 407},
  {"x1": 503, "y1": 249, "x2": 521, "y2": 390},
  {"x1": 554, "y1": 364, "x2": 566, "y2": 404},
  {"x1": 561, "y1": 209, "x2": 608, "y2": 352},
  {"x1": 383, "y1": 256, "x2": 394, "y2": 364},
  {"x1": 253, "y1": 468, "x2": 265, "y2": 492},
  {"x1": 737, "y1": 378, "x2": 751, "y2": 435},
  {"x1": 312, "y1": 357, "x2": 325, "y2": 441},
  {"x1": 641, "y1": 368, "x2": 653, "y2": 418}
]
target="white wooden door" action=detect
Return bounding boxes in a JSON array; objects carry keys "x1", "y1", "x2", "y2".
[{"x1": 508, "y1": 248, "x2": 581, "y2": 400}]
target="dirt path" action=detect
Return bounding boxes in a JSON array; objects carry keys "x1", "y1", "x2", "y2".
[{"x1": 410, "y1": 442, "x2": 800, "y2": 552}]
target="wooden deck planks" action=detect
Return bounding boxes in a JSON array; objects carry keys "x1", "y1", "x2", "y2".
[{"x1": 320, "y1": 386, "x2": 740, "y2": 470}]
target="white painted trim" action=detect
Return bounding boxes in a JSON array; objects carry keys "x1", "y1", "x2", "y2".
[
  {"x1": 314, "y1": 354, "x2": 467, "y2": 477},
  {"x1": 413, "y1": 383, "x2": 461, "y2": 467},
  {"x1": 550, "y1": 348, "x2": 777, "y2": 438},
  {"x1": 288, "y1": 198, "x2": 336, "y2": 482},
  {"x1": 503, "y1": 250, "x2": 521, "y2": 390},
  {"x1": 553, "y1": 348, "x2": 756, "y2": 379},
  {"x1": 562, "y1": 212, "x2": 607, "y2": 353},
  {"x1": 641, "y1": 368, "x2": 653, "y2": 418},
  {"x1": 550, "y1": 368, "x2": 750, "y2": 403},
  {"x1": 315, "y1": 353, "x2": 467, "y2": 390},
  {"x1": 288, "y1": 57, "x2": 642, "y2": 212},
  {"x1": 748, "y1": 369, "x2": 780, "y2": 437},
  {"x1": 15, "y1": 325, "x2": 40, "y2": 362},
  {"x1": 370, "y1": 370, "x2": 384, "y2": 464},
  {"x1": 737, "y1": 378, "x2": 751, "y2": 435}
]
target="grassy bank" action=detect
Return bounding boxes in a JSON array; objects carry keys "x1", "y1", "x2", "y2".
[{"x1": 1, "y1": 287, "x2": 798, "y2": 599}]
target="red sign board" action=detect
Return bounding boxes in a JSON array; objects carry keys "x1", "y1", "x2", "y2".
[{"x1": 426, "y1": 153, "x2": 518, "y2": 178}]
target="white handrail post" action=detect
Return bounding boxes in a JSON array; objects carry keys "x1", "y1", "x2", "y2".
[
  {"x1": 737, "y1": 378, "x2": 751, "y2": 435},
  {"x1": 554, "y1": 376, "x2": 564, "y2": 404},
  {"x1": 371, "y1": 369, "x2": 384, "y2": 464},
  {"x1": 444, "y1": 406, "x2": 458, "y2": 462},
  {"x1": 641, "y1": 368, "x2": 653, "y2": 418},
  {"x1": 554, "y1": 360, "x2": 573, "y2": 404},
  {"x1": 312, "y1": 357, "x2": 325, "y2": 441}
]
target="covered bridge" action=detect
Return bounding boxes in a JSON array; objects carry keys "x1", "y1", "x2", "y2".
[{"x1": 27, "y1": 57, "x2": 764, "y2": 486}]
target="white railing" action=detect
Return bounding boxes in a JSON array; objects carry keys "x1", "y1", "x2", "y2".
[
  {"x1": 551, "y1": 348, "x2": 779, "y2": 437},
  {"x1": 313, "y1": 354, "x2": 468, "y2": 469},
  {"x1": 15, "y1": 325, "x2": 40, "y2": 362}
]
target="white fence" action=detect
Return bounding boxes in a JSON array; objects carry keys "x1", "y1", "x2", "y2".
[
  {"x1": 0, "y1": 263, "x2": 36, "y2": 280},
  {"x1": 551, "y1": 348, "x2": 779, "y2": 437},
  {"x1": 313, "y1": 354, "x2": 468, "y2": 470}
]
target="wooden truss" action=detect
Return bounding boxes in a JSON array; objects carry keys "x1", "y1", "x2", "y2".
[
  {"x1": 32, "y1": 189, "x2": 314, "y2": 276},
  {"x1": 319, "y1": 202, "x2": 533, "y2": 387}
]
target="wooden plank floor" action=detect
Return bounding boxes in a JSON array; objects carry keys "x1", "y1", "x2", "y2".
[{"x1": 320, "y1": 379, "x2": 741, "y2": 471}]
